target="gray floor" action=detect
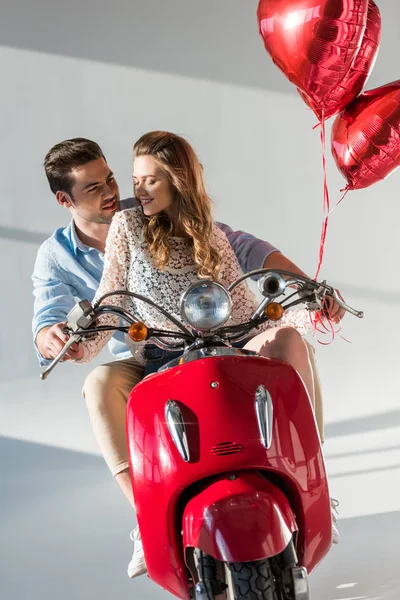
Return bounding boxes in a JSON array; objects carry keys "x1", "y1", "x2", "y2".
[{"x1": 2, "y1": 436, "x2": 399, "y2": 600}]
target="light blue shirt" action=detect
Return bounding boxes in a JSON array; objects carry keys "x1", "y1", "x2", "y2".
[{"x1": 32, "y1": 199, "x2": 278, "y2": 366}]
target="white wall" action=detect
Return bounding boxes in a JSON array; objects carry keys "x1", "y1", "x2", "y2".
[
  {"x1": 1, "y1": 40, "x2": 399, "y2": 403},
  {"x1": 1, "y1": 2, "x2": 400, "y2": 597}
]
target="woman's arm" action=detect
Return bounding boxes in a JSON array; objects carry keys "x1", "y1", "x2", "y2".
[{"x1": 76, "y1": 212, "x2": 132, "y2": 363}]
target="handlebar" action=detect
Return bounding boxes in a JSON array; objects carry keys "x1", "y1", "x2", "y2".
[{"x1": 40, "y1": 269, "x2": 364, "y2": 380}]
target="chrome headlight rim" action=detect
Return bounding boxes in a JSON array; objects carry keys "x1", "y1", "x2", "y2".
[{"x1": 180, "y1": 280, "x2": 232, "y2": 332}]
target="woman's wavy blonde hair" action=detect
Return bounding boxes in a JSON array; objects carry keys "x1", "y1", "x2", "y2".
[{"x1": 133, "y1": 131, "x2": 221, "y2": 280}]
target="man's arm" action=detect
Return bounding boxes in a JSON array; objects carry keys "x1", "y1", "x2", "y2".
[
  {"x1": 263, "y1": 251, "x2": 308, "y2": 278},
  {"x1": 217, "y1": 222, "x2": 279, "y2": 278},
  {"x1": 32, "y1": 248, "x2": 83, "y2": 364},
  {"x1": 217, "y1": 222, "x2": 345, "y2": 323}
]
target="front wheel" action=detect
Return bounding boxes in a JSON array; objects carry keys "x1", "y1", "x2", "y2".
[
  {"x1": 226, "y1": 560, "x2": 280, "y2": 600},
  {"x1": 193, "y1": 551, "x2": 306, "y2": 600}
]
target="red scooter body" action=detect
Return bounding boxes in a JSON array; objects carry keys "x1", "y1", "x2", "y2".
[{"x1": 126, "y1": 354, "x2": 332, "y2": 599}]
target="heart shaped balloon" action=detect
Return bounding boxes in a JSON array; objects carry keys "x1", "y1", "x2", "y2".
[
  {"x1": 298, "y1": 0, "x2": 381, "y2": 120},
  {"x1": 332, "y1": 80, "x2": 400, "y2": 190},
  {"x1": 257, "y1": 0, "x2": 369, "y2": 120}
]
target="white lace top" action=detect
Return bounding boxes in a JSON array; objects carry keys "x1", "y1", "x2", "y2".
[{"x1": 77, "y1": 207, "x2": 308, "y2": 363}]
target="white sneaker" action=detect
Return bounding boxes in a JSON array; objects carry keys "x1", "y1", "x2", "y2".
[
  {"x1": 331, "y1": 498, "x2": 340, "y2": 544},
  {"x1": 127, "y1": 526, "x2": 147, "y2": 579}
]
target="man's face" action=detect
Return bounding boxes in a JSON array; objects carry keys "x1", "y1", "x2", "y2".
[{"x1": 67, "y1": 158, "x2": 120, "y2": 225}]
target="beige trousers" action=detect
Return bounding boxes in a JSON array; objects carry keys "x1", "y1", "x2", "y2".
[
  {"x1": 82, "y1": 358, "x2": 144, "y2": 476},
  {"x1": 82, "y1": 341, "x2": 324, "y2": 477}
]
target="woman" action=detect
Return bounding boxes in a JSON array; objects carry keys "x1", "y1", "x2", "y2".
[{"x1": 78, "y1": 131, "x2": 343, "y2": 577}]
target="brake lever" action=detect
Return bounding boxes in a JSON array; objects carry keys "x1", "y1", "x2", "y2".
[
  {"x1": 309, "y1": 288, "x2": 364, "y2": 319},
  {"x1": 40, "y1": 299, "x2": 96, "y2": 381},
  {"x1": 40, "y1": 333, "x2": 82, "y2": 380},
  {"x1": 330, "y1": 289, "x2": 364, "y2": 319},
  {"x1": 298, "y1": 277, "x2": 364, "y2": 320}
]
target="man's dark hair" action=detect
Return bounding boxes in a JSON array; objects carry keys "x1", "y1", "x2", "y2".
[{"x1": 44, "y1": 138, "x2": 106, "y2": 196}]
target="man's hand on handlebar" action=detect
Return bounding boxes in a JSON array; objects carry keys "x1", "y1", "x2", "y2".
[
  {"x1": 262, "y1": 253, "x2": 349, "y2": 324},
  {"x1": 36, "y1": 323, "x2": 84, "y2": 361},
  {"x1": 323, "y1": 289, "x2": 347, "y2": 324}
]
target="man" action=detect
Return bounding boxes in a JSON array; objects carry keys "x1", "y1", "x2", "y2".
[{"x1": 33, "y1": 138, "x2": 340, "y2": 578}]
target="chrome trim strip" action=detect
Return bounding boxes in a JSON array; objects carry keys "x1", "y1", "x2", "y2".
[
  {"x1": 255, "y1": 385, "x2": 274, "y2": 449},
  {"x1": 165, "y1": 400, "x2": 190, "y2": 462}
]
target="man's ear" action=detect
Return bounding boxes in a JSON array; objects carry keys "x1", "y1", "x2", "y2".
[{"x1": 56, "y1": 190, "x2": 73, "y2": 209}]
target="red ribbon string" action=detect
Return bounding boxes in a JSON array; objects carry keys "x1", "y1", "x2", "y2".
[
  {"x1": 310, "y1": 116, "x2": 351, "y2": 345},
  {"x1": 315, "y1": 112, "x2": 330, "y2": 280}
]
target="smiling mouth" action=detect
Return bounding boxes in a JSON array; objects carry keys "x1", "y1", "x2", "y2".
[
  {"x1": 102, "y1": 197, "x2": 117, "y2": 210},
  {"x1": 139, "y1": 197, "x2": 154, "y2": 206}
]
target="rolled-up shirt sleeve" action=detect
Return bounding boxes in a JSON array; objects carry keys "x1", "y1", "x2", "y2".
[
  {"x1": 32, "y1": 244, "x2": 78, "y2": 366},
  {"x1": 217, "y1": 222, "x2": 279, "y2": 279}
]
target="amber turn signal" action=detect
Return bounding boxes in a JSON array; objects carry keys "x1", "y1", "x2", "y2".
[
  {"x1": 128, "y1": 322, "x2": 148, "y2": 342},
  {"x1": 265, "y1": 302, "x2": 284, "y2": 321}
]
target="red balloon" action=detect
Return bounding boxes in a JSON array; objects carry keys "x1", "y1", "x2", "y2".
[
  {"x1": 332, "y1": 81, "x2": 400, "y2": 190},
  {"x1": 257, "y1": 0, "x2": 369, "y2": 120},
  {"x1": 298, "y1": 0, "x2": 381, "y2": 120}
]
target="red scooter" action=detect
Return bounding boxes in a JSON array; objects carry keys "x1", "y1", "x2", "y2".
[{"x1": 41, "y1": 269, "x2": 363, "y2": 599}]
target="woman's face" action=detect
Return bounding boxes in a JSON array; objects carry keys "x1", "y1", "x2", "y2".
[{"x1": 133, "y1": 155, "x2": 175, "y2": 217}]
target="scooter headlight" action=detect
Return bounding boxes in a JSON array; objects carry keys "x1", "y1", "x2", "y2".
[{"x1": 180, "y1": 281, "x2": 232, "y2": 331}]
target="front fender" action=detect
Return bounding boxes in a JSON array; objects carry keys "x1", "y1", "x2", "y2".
[{"x1": 182, "y1": 471, "x2": 297, "y2": 563}]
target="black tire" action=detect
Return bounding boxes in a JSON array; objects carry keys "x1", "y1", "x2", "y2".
[{"x1": 228, "y1": 560, "x2": 280, "y2": 600}]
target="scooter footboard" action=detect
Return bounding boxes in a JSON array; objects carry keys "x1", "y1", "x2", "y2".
[{"x1": 182, "y1": 471, "x2": 297, "y2": 563}]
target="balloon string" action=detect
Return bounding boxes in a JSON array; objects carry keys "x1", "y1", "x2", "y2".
[
  {"x1": 312, "y1": 112, "x2": 338, "y2": 345},
  {"x1": 309, "y1": 303, "x2": 350, "y2": 346},
  {"x1": 328, "y1": 188, "x2": 349, "y2": 216},
  {"x1": 310, "y1": 116, "x2": 351, "y2": 346},
  {"x1": 314, "y1": 112, "x2": 330, "y2": 280},
  {"x1": 314, "y1": 216, "x2": 328, "y2": 281},
  {"x1": 320, "y1": 114, "x2": 330, "y2": 215}
]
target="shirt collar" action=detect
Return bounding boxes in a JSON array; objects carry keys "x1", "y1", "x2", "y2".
[
  {"x1": 67, "y1": 199, "x2": 137, "y2": 255},
  {"x1": 68, "y1": 220, "x2": 93, "y2": 254}
]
